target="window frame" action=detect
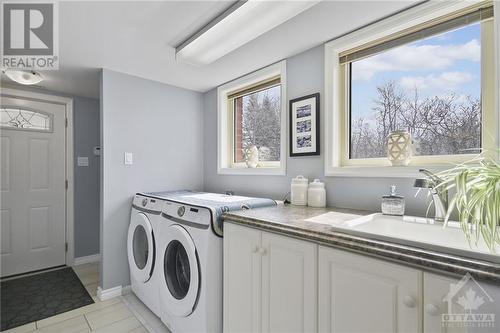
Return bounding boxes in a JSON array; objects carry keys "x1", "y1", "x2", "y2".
[
  {"x1": 217, "y1": 61, "x2": 287, "y2": 175},
  {"x1": 324, "y1": 0, "x2": 499, "y2": 177},
  {"x1": 228, "y1": 81, "x2": 282, "y2": 169}
]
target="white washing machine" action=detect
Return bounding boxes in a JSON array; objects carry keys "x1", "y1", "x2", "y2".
[
  {"x1": 154, "y1": 191, "x2": 276, "y2": 333},
  {"x1": 127, "y1": 193, "x2": 163, "y2": 316}
]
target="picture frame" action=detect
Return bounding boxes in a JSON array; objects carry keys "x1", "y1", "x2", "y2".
[{"x1": 289, "y1": 93, "x2": 320, "y2": 157}]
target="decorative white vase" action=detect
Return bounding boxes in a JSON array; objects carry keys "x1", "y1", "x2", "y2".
[
  {"x1": 387, "y1": 130, "x2": 413, "y2": 166},
  {"x1": 245, "y1": 145, "x2": 259, "y2": 168}
]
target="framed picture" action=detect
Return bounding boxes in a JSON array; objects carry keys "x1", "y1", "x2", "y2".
[{"x1": 289, "y1": 93, "x2": 320, "y2": 157}]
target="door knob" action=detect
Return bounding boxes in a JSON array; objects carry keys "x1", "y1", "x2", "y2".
[
  {"x1": 403, "y1": 295, "x2": 417, "y2": 308},
  {"x1": 259, "y1": 248, "x2": 267, "y2": 256},
  {"x1": 425, "y1": 303, "x2": 440, "y2": 316},
  {"x1": 252, "y1": 246, "x2": 260, "y2": 253}
]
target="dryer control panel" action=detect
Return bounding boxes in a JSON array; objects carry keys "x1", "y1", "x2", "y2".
[
  {"x1": 132, "y1": 194, "x2": 163, "y2": 214},
  {"x1": 162, "y1": 201, "x2": 212, "y2": 229}
]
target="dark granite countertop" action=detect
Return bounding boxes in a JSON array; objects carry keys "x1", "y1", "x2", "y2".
[{"x1": 222, "y1": 205, "x2": 500, "y2": 284}]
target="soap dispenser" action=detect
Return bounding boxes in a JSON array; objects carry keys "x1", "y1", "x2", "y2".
[{"x1": 381, "y1": 185, "x2": 405, "y2": 216}]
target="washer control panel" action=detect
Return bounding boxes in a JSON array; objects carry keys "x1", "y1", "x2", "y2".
[
  {"x1": 163, "y1": 201, "x2": 211, "y2": 228},
  {"x1": 132, "y1": 194, "x2": 163, "y2": 213}
]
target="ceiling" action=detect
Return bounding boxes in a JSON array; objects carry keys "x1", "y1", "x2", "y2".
[{"x1": 1, "y1": 1, "x2": 418, "y2": 99}]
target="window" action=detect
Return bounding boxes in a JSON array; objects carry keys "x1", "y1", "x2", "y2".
[
  {"x1": 0, "y1": 107, "x2": 52, "y2": 132},
  {"x1": 217, "y1": 61, "x2": 286, "y2": 175},
  {"x1": 232, "y1": 82, "x2": 281, "y2": 165},
  {"x1": 350, "y1": 23, "x2": 482, "y2": 159},
  {"x1": 325, "y1": 2, "x2": 498, "y2": 176}
]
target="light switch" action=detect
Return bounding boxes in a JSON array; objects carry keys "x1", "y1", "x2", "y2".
[
  {"x1": 77, "y1": 156, "x2": 89, "y2": 167},
  {"x1": 124, "y1": 152, "x2": 133, "y2": 165}
]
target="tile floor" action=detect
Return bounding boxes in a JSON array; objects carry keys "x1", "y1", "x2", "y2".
[{"x1": 3, "y1": 263, "x2": 170, "y2": 333}]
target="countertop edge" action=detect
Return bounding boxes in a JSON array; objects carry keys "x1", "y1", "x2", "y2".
[{"x1": 223, "y1": 213, "x2": 500, "y2": 284}]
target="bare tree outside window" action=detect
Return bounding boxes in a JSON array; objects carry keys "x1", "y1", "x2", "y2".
[
  {"x1": 350, "y1": 23, "x2": 482, "y2": 159},
  {"x1": 234, "y1": 85, "x2": 281, "y2": 162}
]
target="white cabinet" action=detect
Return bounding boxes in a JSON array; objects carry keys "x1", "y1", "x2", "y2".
[
  {"x1": 261, "y1": 231, "x2": 317, "y2": 333},
  {"x1": 318, "y1": 246, "x2": 422, "y2": 333},
  {"x1": 223, "y1": 223, "x2": 261, "y2": 333},
  {"x1": 423, "y1": 272, "x2": 500, "y2": 333},
  {"x1": 423, "y1": 272, "x2": 466, "y2": 333},
  {"x1": 224, "y1": 223, "x2": 317, "y2": 333},
  {"x1": 224, "y1": 223, "x2": 500, "y2": 333}
]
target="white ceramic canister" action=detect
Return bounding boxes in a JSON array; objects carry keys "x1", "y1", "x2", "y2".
[
  {"x1": 291, "y1": 175, "x2": 308, "y2": 206},
  {"x1": 308, "y1": 179, "x2": 326, "y2": 208}
]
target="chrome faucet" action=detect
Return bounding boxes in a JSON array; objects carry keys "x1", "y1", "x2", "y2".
[{"x1": 414, "y1": 169, "x2": 448, "y2": 222}]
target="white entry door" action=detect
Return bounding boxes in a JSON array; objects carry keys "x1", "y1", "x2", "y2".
[{"x1": 1, "y1": 94, "x2": 67, "y2": 277}]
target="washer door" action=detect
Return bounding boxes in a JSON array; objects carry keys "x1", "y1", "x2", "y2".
[
  {"x1": 127, "y1": 212, "x2": 155, "y2": 283},
  {"x1": 161, "y1": 224, "x2": 199, "y2": 317}
]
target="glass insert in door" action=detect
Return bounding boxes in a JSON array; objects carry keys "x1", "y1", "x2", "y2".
[
  {"x1": 164, "y1": 240, "x2": 191, "y2": 300},
  {"x1": 1, "y1": 108, "x2": 52, "y2": 132},
  {"x1": 133, "y1": 225, "x2": 149, "y2": 269}
]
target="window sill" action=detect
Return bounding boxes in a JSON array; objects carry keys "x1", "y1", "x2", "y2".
[
  {"x1": 218, "y1": 166, "x2": 286, "y2": 176},
  {"x1": 325, "y1": 165, "x2": 453, "y2": 178}
]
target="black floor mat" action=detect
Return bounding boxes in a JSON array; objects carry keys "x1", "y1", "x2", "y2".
[{"x1": 0, "y1": 267, "x2": 94, "y2": 331}]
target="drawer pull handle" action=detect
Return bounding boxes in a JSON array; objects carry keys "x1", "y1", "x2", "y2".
[{"x1": 403, "y1": 295, "x2": 416, "y2": 308}]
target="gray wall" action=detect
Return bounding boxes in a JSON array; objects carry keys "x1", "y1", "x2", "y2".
[
  {"x1": 100, "y1": 69, "x2": 204, "y2": 289},
  {"x1": 203, "y1": 46, "x2": 432, "y2": 217},
  {"x1": 73, "y1": 97, "x2": 100, "y2": 257},
  {"x1": 2, "y1": 84, "x2": 101, "y2": 258}
]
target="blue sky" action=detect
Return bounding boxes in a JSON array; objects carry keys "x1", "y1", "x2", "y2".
[{"x1": 351, "y1": 23, "x2": 481, "y2": 119}]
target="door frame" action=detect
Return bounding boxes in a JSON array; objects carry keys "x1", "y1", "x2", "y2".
[{"x1": 1, "y1": 87, "x2": 75, "y2": 267}]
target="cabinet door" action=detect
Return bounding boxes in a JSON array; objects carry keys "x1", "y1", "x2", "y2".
[
  {"x1": 261, "y1": 231, "x2": 317, "y2": 333},
  {"x1": 223, "y1": 223, "x2": 262, "y2": 333},
  {"x1": 318, "y1": 246, "x2": 422, "y2": 333},
  {"x1": 423, "y1": 272, "x2": 466, "y2": 333},
  {"x1": 424, "y1": 272, "x2": 500, "y2": 333}
]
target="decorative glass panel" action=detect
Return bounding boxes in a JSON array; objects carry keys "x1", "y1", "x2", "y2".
[{"x1": 0, "y1": 108, "x2": 52, "y2": 132}]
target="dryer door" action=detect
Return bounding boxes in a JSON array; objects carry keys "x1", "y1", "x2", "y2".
[
  {"x1": 127, "y1": 212, "x2": 155, "y2": 283},
  {"x1": 160, "y1": 224, "x2": 200, "y2": 317}
]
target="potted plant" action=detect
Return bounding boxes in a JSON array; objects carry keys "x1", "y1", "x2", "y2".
[{"x1": 434, "y1": 153, "x2": 500, "y2": 252}]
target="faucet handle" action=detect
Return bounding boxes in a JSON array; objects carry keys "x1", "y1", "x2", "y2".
[
  {"x1": 419, "y1": 168, "x2": 442, "y2": 183},
  {"x1": 414, "y1": 178, "x2": 432, "y2": 188}
]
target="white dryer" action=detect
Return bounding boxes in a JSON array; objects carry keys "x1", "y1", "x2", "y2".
[
  {"x1": 127, "y1": 193, "x2": 163, "y2": 316},
  {"x1": 154, "y1": 191, "x2": 276, "y2": 333}
]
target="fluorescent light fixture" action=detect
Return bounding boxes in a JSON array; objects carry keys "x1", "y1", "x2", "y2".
[
  {"x1": 176, "y1": 0, "x2": 321, "y2": 66},
  {"x1": 2, "y1": 69, "x2": 44, "y2": 85}
]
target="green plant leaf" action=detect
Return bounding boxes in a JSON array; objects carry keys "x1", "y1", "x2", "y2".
[{"x1": 435, "y1": 152, "x2": 500, "y2": 252}]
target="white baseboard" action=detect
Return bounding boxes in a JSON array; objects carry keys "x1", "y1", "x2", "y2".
[
  {"x1": 97, "y1": 285, "x2": 122, "y2": 301},
  {"x1": 97, "y1": 284, "x2": 131, "y2": 301},
  {"x1": 122, "y1": 285, "x2": 132, "y2": 295},
  {"x1": 73, "y1": 254, "x2": 101, "y2": 266}
]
